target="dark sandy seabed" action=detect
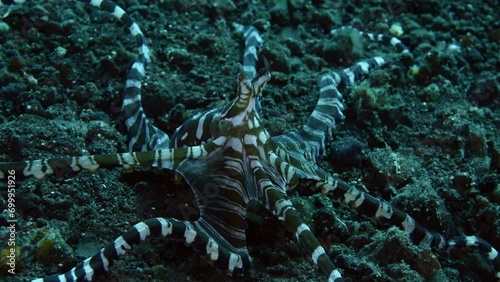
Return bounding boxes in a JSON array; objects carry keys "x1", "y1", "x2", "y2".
[{"x1": 0, "y1": 0, "x2": 499, "y2": 281}]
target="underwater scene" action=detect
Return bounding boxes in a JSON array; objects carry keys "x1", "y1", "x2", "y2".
[{"x1": 0, "y1": 0, "x2": 499, "y2": 281}]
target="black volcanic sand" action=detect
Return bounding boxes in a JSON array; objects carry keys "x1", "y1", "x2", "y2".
[{"x1": 0, "y1": 1, "x2": 499, "y2": 281}]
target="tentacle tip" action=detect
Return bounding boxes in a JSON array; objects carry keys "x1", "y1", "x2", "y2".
[{"x1": 232, "y1": 22, "x2": 244, "y2": 32}]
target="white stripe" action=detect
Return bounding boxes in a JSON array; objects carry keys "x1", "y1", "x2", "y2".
[
  {"x1": 243, "y1": 134, "x2": 257, "y2": 146},
  {"x1": 344, "y1": 187, "x2": 360, "y2": 204},
  {"x1": 249, "y1": 31, "x2": 263, "y2": 43},
  {"x1": 196, "y1": 112, "x2": 208, "y2": 139},
  {"x1": 311, "y1": 246, "x2": 326, "y2": 264},
  {"x1": 158, "y1": 218, "x2": 173, "y2": 236},
  {"x1": 343, "y1": 69, "x2": 355, "y2": 84},
  {"x1": 353, "y1": 192, "x2": 365, "y2": 208},
  {"x1": 121, "y1": 153, "x2": 136, "y2": 165},
  {"x1": 274, "y1": 199, "x2": 292, "y2": 216},
  {"x1": 125, "y1": 79, "x2": 141, "y2": 89},
  {"x1": 184, "y1": 224, "x2": 197, "y2": 244},
  {"x1": 159, "y1": 149, "x2": 174, "y2": 170},
  {"x1": 180, "y1": 132, "x2": 188, "y2": 141},
  {"x1": 390, "y1": 37, "x2": 402, "y2": 47},
  {"x1": 131, "y1": 61, "x2": 145, "y2": 76},
  {"x1": 317, "y1": 98, "x2": 343, "y2": 108},
  {"x1": 401, "y1": 215, "x2": 416, "y2": 233},
  {"x1": 320, "y1": 84, "x2": 337, "y2": 93},
  {"x1": 114, "y1": 236, "x2": 131, "y2": 255},
  {"x1": 206, "y1": 238, "x2": 220, "y2": 260},
  {"x1": 139, "y1": 44, "x2": 150, "y2": 62},
  {"x1": 303, "y1": 124, "x2": 324, "y2": 140},
  {"x1": 228, "y1": 253, "x2": 242, "y2": 271},
  {"x1": 225, "y1": 159, "x2": 243, "y2": 171},
  {"x1": 280, "y1": 162, "x2": 288, "y2": 180},
  {"x1": 189, "y1": 146, "x2": 202, "y2": 158},
  {"x1": 329, "y1": 270, "x2": 342, "y2": 282},
  {"x1": 83, "y1": 257, "x2": 94, "y2": 280},
  {"x1": 244, "y1": 46, "x2": 258, "y2": 60},
  {"x1": 228, "y1": 138, "x2": 243, "y2": 153},
  {"x1": 286, "y1": 165, "x2": 295, "y2": 183},
  {"x1": 100, "y1": 249, "x2": 110, "y2": 271},
  {"x1": 311, "y1": 110, "x2": 335, "y2": 127},
  {"x1": 488, "y1": 248, "x2": 498, "y2": 260},
  {"x1": 419, "y1": 231, "x2": 433, "y2": 246},
  {"x1": 253, "y1": 117, "x2": 260, "y2": 127},
  {"x1": 321, "y1": 181, "x2": 338, "y2": 194},
  {"x1": 295, "y1": 223, "x2": 310, "y2": 239},
  {"x1": 374, "y1": 56, "x2": 385, "y2": 65},
  {"x1": 57, "y1": 274, "x2": 67, "y2": 282},
  {"x1": 129, "y1": 23, "x2": 141, "y2": 37},
  {"x1": 375, "y1": 202, "x2": 393, "y2": 219},
  {"x1": 112, "y1": 6, "x2": 125, "y2": 20},
  {"x1": 90, "y1": 0, "x2": 103, "y2": 7},
  {"x1": 357, "y1": 61, "x2": 370, "y2": 73},
  {"x1": 134, "y1": 222, "x2": 150, "y2": 240},
  {"x1": 213, "y1": 136, "x2": 227, "y2": 146},
  {"x1": 465, "y1": 236, "x2": 479, "y2": 246},
  {"x1": 78, "y1": 156, "x2": 100, "y2": 171},
  {"x1": 70, "y1": 268, "x2": 77, "y2": 281}
]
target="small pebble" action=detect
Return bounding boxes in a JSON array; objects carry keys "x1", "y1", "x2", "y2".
[
  {"x1": 389, "y1": 23, "x2": 404, "y2": 36},
  {"x1": 55, "y1": 46, "x2": 67, "y2": 58},
  {"x1": 0, "y1": 22, "x2": 10, "y2": 34}
]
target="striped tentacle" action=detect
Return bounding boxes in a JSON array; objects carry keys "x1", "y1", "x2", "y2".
[
  {"x1": 283, "y1": 57, "x2": 388, "y2": 159},
  {"x1": 272, "y1": 132, "x2": 317, "y2": 164},
  {"x1": 72, "y1": 0, "x2": 170, "y2": 152},
  {"x1": 233, "y1": 23, "x2": 264, "y2": 112},
  {"x1": 448, "y1": 236, "x2": 500, "y2": 280},
  {"x1": 266, "y1": 132, "x2": 335, "y2": 186},
  {"x1": 316, "y1": 177, "x2": 500, "y2": 279},
  {"x1": 1, "y1": 1, "x2": 170, "y2": 152},
  {"x1": 331, "y1": 25, "x2": 409, "y2": 56},
  {"x1": 232, "y1": 23, "x2": 262, "y2": 80},
  {"x1": 31, "y1": 217, "x2": 245, "y2": 282},
  {"x1": 277, "y1": 26, "x2": 410, "y2": 159},
  {"x1": 0, "y1": 139, "x2": 223, "y2": 180},
  {"x1": 317, "y1": 177, "x2": 444, "y2": 247},
  {"x1": 121, "y1": 56, "x2": 170, "y2": 152},
  {"x1": 254, "y1": 166, "x2": 343, "y2": 282},
  {"x1": 329, "y1": 26, "x2": 410, "y2": 90},
  {"x1": 275, "y1": 52, "x2": 395, "y2": 159}
]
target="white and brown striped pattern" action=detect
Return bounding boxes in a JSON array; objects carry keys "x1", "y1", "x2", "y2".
[{"x1": 1, "y1": 0, "x2": 499, "y2": 281}]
